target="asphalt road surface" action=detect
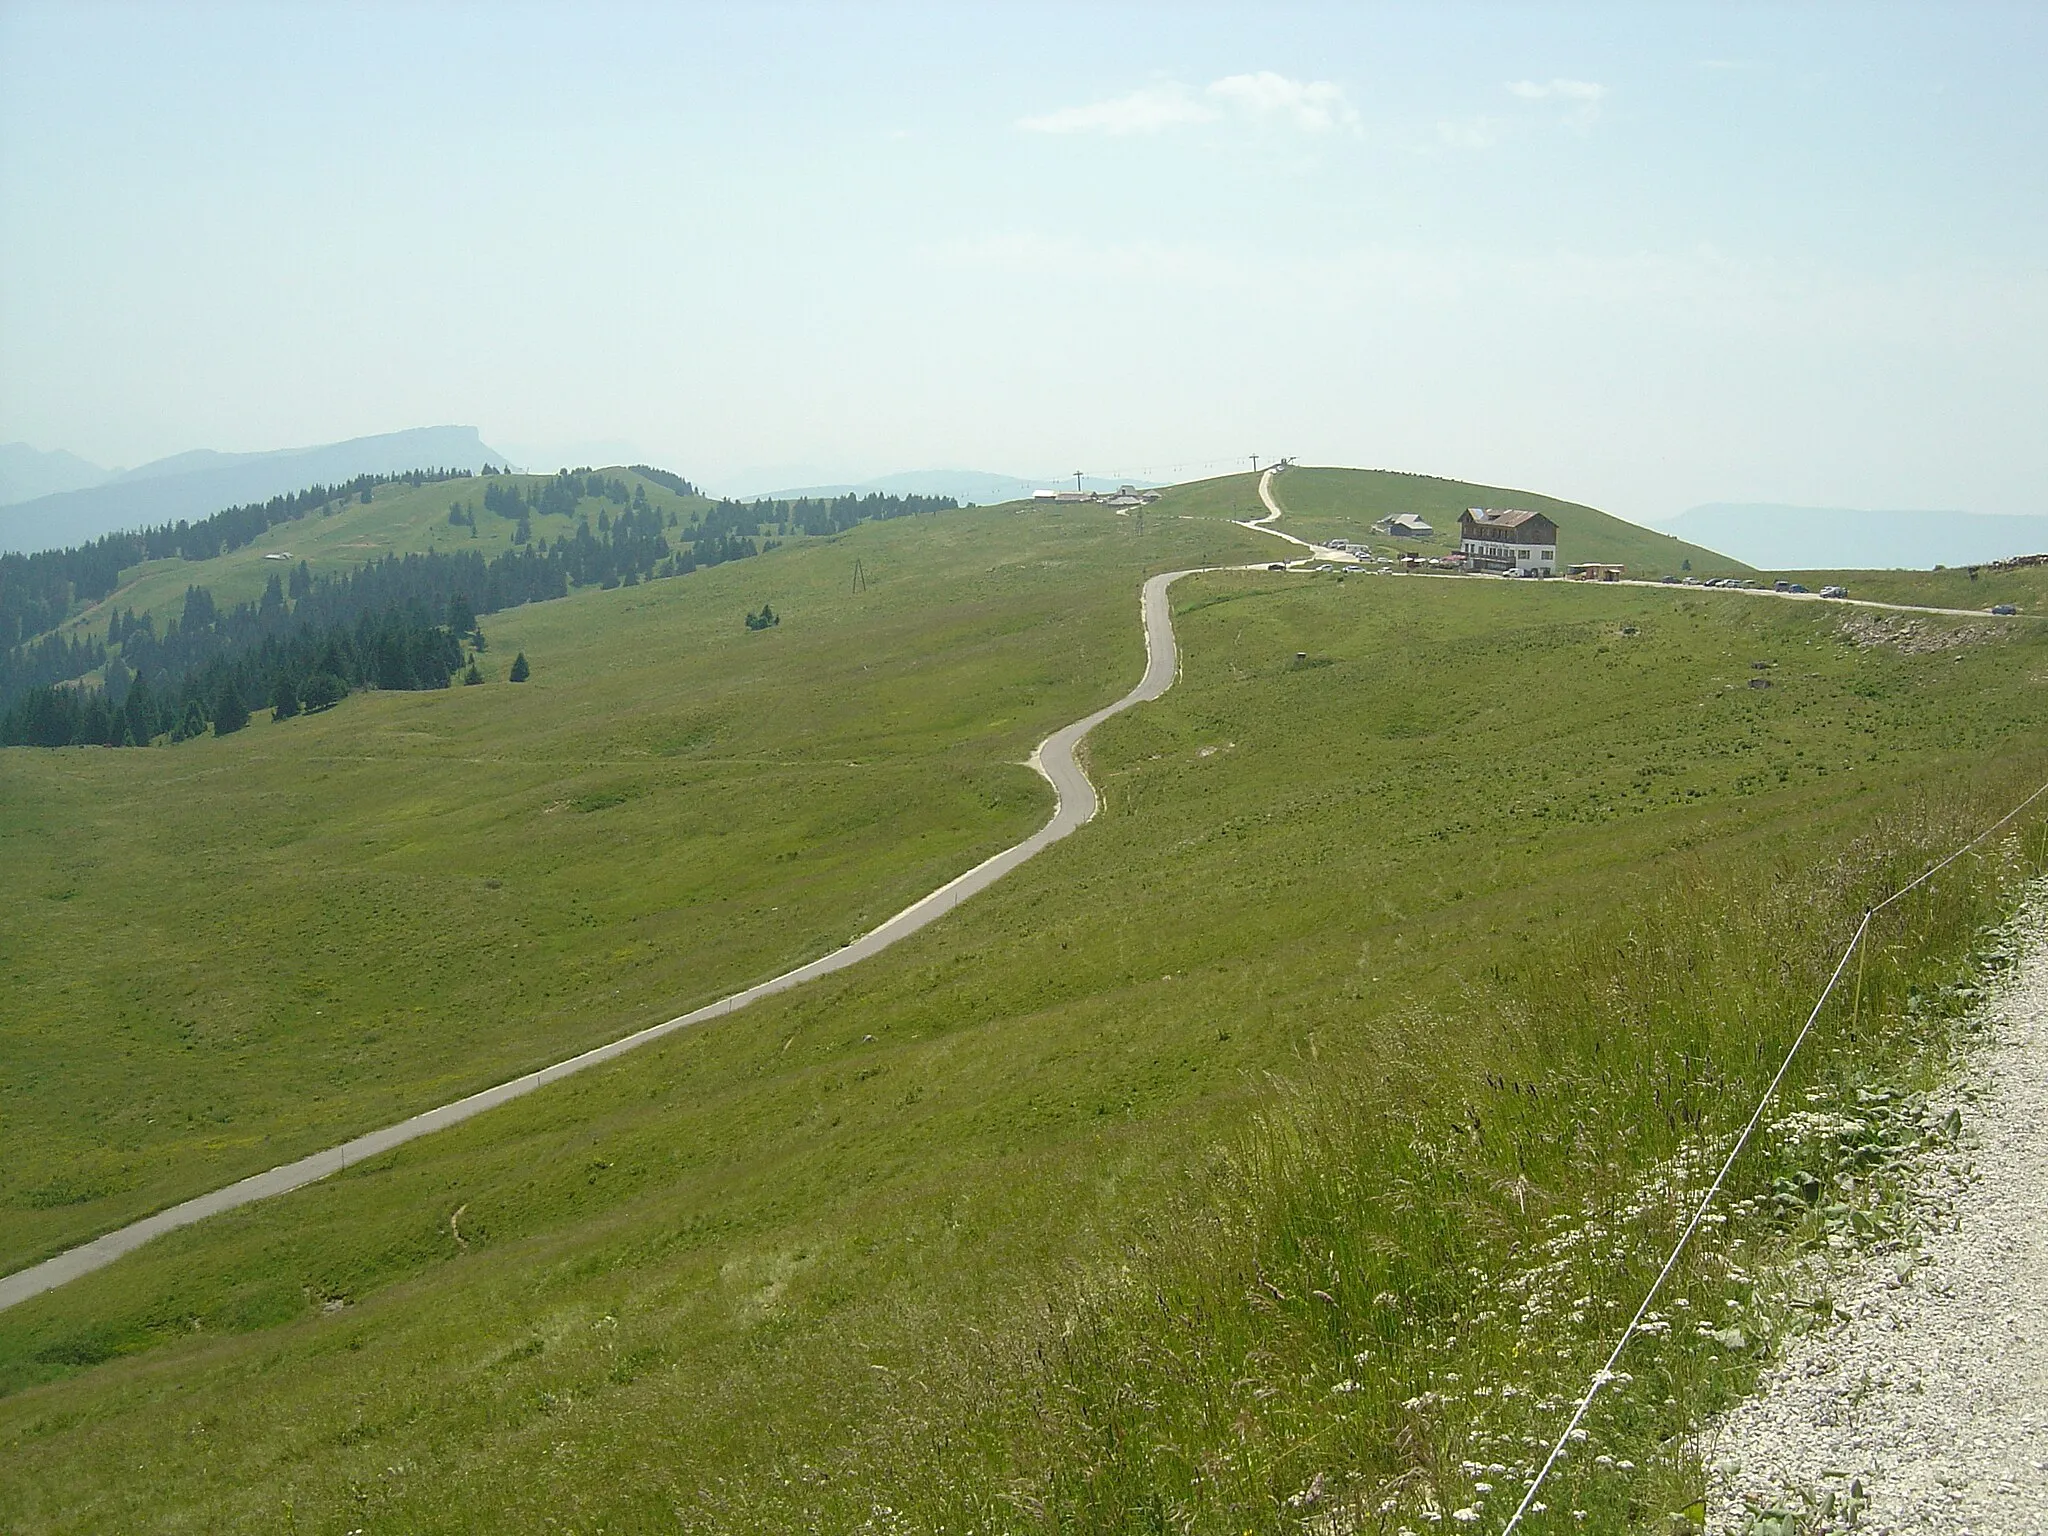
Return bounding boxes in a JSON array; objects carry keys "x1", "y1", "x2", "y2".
[
  {"x1": 6, "y1": 542, "x2": 2016, "y2": 1313},
  {"x1": 0, "y1": 567, "x2": 1222, "y2": 1313}
]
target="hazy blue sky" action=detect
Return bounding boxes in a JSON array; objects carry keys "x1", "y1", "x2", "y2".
[{"x1": 2, "y1": 2, "x2": 2043, "y2": 515}]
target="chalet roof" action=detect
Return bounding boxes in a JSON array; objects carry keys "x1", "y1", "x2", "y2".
[{"x1": 1462, "y1": 507, "x2": 1551, "y2": 530}]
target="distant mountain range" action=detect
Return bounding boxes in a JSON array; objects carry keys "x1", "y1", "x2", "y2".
[
  {"x1": 1657, "y1": 503, "x2": 2048, "y2": 571},
  {"x1": 725, "y1": 470, "x2": 1158, "y2": 505},
  {"x1": 0, "y1": 426, "x2": 509, "y2": 555},
  {"x1": 0, "y1": 443, "x2": 110, "y2": 505}
]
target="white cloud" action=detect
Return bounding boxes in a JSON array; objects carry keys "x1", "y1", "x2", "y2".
[
  {"x1": 1506, "y1": 77, "x2": 1607, "y2": 129},
  {"x1": 1206, "y1": 71, "x2": 1359, "y2": 134},
  {"x1": 1017, "y1": 83, "x2": 1217, "y2": 136},
  {"x1": 1019, "y1": 72, "x2": 1356, "y2": 137}
]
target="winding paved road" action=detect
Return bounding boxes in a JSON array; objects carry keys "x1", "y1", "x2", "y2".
[
  {"x1": 0, "y1": 568, "x2": 1228, "y2": 1314},
  {"x1": 6, "y1": 505, "x2": 2020, "y2": 1315}
]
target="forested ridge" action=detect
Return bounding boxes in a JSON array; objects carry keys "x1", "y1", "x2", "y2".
[
  {"x1": 0, "y1": 468, "x2": 476, "y2": 650},
  {"x1": 1, "y1": 469, "x2": 955, "y2": 746}
]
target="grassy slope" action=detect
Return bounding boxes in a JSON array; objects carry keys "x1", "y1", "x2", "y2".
[
  {"x1": 1768, "y1": 563, "x2": 2048, "y2": 612},
  {"x1": 1158, "y1": 466, "x2": 1746, "y2": 577},
  {"x1": 6, "y1": 558, "x2": 2047, "y2": 1530},
  {"x1": 0, "y1": 503, "x2": 1267, "y2": 1270},
  {"x1": 55, "y1": 469, "x2": 715, "y2": 646}
]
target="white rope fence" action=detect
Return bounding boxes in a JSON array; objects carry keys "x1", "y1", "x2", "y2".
[{"x1": 1501, "y1": 774, "x2": 2048, "y2": 1534}]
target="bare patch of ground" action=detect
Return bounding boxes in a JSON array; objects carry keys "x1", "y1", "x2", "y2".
[{"x1": 1837, "y1": 614, "x2": 1999, "y2": 652}]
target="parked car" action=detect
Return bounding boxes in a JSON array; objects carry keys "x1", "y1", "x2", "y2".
[
  {"x1": 1820, "y1": 585, "x2": 1848, "y2": 599},
  {"x1": 1992, "y1": 603, "x2": 2019, "y2": 616},
  {"x1": 1267, "y1": 562, "x2": 1287, "y2": 571},
  {"x1": 1786, "y1": 583, "x2": 1809, "y2": 594},
  {"x1": 1661, "y1": 574, "x2": 1682, "y2": 584},
  {"x1": 1773, "y1": 580, "x2": 1791, "y2": 592}
]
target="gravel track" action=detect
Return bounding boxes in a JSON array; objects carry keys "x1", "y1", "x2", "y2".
[{"x1": 1707, "y1": 908, "x2": 2048, "y2": 1534}]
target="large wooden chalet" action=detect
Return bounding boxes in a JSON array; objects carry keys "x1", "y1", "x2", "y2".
[{"x1": 1458, "y1": 508, "x2": 1559, "y2": 575}]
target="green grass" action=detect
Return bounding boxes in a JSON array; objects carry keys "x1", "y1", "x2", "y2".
[
  {"x1": 0, "y1": 503, "x2": 1268, "y2": 1271},
  {"x1": 55, "y1": 468, "x2": 715, "y2": 646},
  {"x1": 1767, "y1": 562, "x2": 2048, "y2": 612},
  {"x1": 1153, "y1": 466, "x2": 1744, "y2": 578},
  {"x1": 5, "y1": 548, "x2": 2046, "y2": 1532}
]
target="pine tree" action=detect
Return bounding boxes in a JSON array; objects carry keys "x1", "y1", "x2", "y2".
[
  {"x1": 273, "y1": 674, "x2": 300, "y2": 720},
  {"x1": 302, "y1": 673, "x2": 346, "y2": 712},
  {"x1": 123, "y1": 674, "x2": 156, "y2": 745},
  {"x1": 213, "y1": 679, "x2": 250, "y2": 735},
  {"x1": 463, "y1": 662, "x2": 483, "y2": 686},
  {"x1": 508, "y1": 652, "x2": 530, "y2": 683}
]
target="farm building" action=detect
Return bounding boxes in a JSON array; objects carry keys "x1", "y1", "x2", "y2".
[
  {"x1": 1569, "y1": 562, "x2": 1625, "y2": 582},
  {"x1": 1376, "y1": 513, "x2": 1434, "y2": 538},
  {"x1": 1459, "y1": 508, "x2": 1558, "y2": 575}
]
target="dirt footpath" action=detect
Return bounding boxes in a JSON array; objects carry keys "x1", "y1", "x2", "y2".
[{"x1": 1707, "y1": 913, "x2": 2048, "y2": 1534}]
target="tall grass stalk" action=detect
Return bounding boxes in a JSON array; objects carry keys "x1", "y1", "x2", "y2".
[{"x1": 865, "y1": 774, "x2": 2048, "y2": 1535}]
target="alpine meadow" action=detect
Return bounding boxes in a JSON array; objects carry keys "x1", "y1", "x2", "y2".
[
  {"x1": 3, "y1": 459, "x2": 2046, "y2": 1533},
  {"x1": 9, "y1": 9, "x2": 2048, "y2": 1530}
]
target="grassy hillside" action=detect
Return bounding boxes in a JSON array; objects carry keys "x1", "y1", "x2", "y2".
[
  {"x1": 1767, "y1": 562, "x2": 2048, "y2": 612},
  {"x1": 0, "y1": 503, "x2": 1268, "y2": 1271},
  {"x1": 54, "y1": 468, "x2": 715, "y2": 647},
  {"x1": 5, "y1": 538, "x2": 2044, "y2": 1531},
  {"x1": 1155, "y1": 465, "x2": 1745, "y2": 577}
]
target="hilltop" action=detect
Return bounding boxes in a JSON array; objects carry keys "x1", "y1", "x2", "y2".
[
  {"x1": 726, "y1": 469, "x2": 1156, "y2": 505},
  {"x1": 49, "y1": 465, "x2": 714, "y2": 645},
  {"x1": 1, "y1": 464, "x2": 967, "y2": 747},
  {"x1": 0, "y1": 427, "x2": 511, "y2": 556},
  {"x1": 1156, "y1": 465, "x2": 1744, "y2": 576}
]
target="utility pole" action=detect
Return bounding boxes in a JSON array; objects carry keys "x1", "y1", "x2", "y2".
[
  {"x1": 1073, "y1": 470, "x2": 1085, "y2": 494},
  {"x1": 1251, "y1": 455, "x2": 1260, "y2": 473},
  {"x1": 852, "y1": 558, "x2": 867, "y2": 594}
]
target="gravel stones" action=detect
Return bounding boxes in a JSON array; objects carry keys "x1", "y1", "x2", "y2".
[{"x1": 1706, "y1": 916, "x2": 2048, "y2": 1534}]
